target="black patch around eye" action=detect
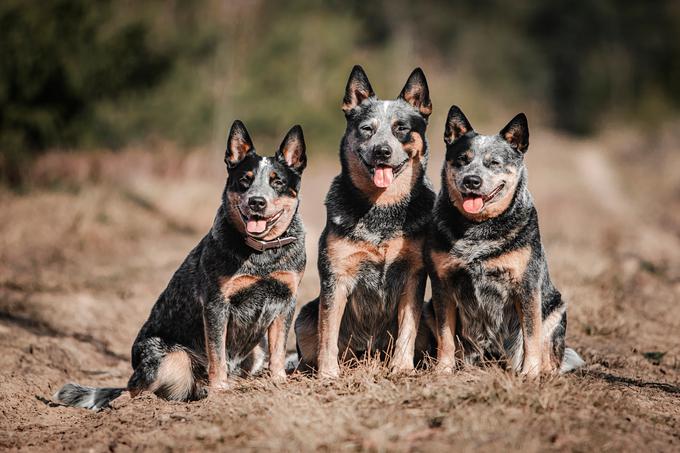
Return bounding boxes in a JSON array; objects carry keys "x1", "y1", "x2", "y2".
[
  {"x1": 239, "y1": 176, "x2": 252, "y2": 188},
  {"x1": 270, "y1": 160, "x2": 302, "y2": 194}
]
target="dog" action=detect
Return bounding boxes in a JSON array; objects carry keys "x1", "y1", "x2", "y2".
[
  {"x1": 425, "y1": 106, "x2": 584, "y2": 376},
  {"x1": 54, "y1": 120, "x2": 307, "y2": 409},
  {"x1": 294, "y1": 66, "x2": 436, "y2": 377}
]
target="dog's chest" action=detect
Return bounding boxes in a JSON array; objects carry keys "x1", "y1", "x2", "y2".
[
  {"x1": 217, "y1": 266, "x2": 300, "y2": 357},
  {"x1": 438, "y1": 251, "x2": 519, "y2": 350},
  {"x1": 346, "y1": 236, "x2": 420, "y2": 317}
]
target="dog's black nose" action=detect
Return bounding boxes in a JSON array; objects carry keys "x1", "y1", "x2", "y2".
[
  {"x1": 374, "y1": 145, "x2": 392, "y2": 161},
  {"x1": 248, "y1": 196, "x2": 267, "y2": 212},
  {"x1": 462, "y1": 175, "x2": 482, "y2": 191}
]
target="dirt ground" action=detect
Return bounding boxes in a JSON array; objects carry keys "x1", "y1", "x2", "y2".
[{"x1": 1, "y1": 129, "x2": 679, "y2": 452}]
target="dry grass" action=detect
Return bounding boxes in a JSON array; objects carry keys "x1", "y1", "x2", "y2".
[{"x1": 0, "y1": 128, "x2": 679, "y2": 451}]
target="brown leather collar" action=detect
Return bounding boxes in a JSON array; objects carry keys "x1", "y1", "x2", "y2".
[{"x1": 244, "y1": 235, "x2": 297, "y2": 252}]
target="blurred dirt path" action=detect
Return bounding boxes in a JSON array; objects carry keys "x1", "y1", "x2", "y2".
[{"x1": 1, "y1": 131, "x2": 679, "y2": 451}]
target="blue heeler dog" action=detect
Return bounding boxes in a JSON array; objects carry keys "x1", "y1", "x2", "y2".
[
  {"x1": 54, "y1": 121, "x2": 307, "y2": 409},
  {"x1": 295, "y1": 66, "x2": 436, "y2": 377},
  {"x1": 424, "y1": 106, "x2": 584, "y2": 376}
]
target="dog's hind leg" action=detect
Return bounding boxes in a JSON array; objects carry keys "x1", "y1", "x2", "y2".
[
  {"x1": 128, "y1": 337, "x2": 204, "y2": 401},
  {"x1": 294, "y1": 298, "x2": 320, "y2": 371}
]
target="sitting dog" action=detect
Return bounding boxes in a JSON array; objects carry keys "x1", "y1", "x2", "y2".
[
  {"x1": 295, "y1": 66, "x2": 436, "y2": 377},
  {"x1": 54, "y1": 120, "x2": 307, "y2": 409},
  {"x1": 425, "y1": 106, "x2": 584, "y2": 376}
]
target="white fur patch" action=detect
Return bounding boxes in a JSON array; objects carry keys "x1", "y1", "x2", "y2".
[
  {"x1": 560, "y1": 347, "x2": 585, "y2": 373},
  {"x1": 150, "y1": 350, "x2": 194, "y2": 400}
]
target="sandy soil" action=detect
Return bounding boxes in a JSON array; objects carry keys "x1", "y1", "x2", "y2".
[{"x1": 1, "y1": 130, "x2": 679, "y2": 452}]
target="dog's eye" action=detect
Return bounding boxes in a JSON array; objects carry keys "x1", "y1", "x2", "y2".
[
  {"x1": 489, "y1": 159, "x2": 502, "y2": 167},
  {"x1": 239, "y1": 175, "x2": 252, "y2": 188},
  {"x1": 360, "y1": 125, "x2": 374, "y2": 134},
  {"x1": 271, "y1": 178, "x2": 285, "y2": 190},
  {"x1": 456, "y1": 156, "x2": 468, "y2": 166},
  {"x1": 395, "y1": 125, "x2": 410, "y2": 133}
]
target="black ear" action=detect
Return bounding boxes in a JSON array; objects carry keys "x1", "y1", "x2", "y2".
[
  {"x1": 275, "y1": 125, "x2": 307, "y2": 174},
  {"x1": 225, "y1": 120, "x2": 255, "y2": 168},
  {"x1": 500, "y1": 113, "x2": 529, "y2": 153},
  {"x1": 444, "y1": 105, "x2": 473, "y2": 144},
  {"x1": 342, "y1": 65, "x2": 375, "y2": 114},
  {"x1": 398, "y1": 67, "x2": 432, "y2": 118}
]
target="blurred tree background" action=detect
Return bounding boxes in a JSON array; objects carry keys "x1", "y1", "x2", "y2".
[{"x1": 1, "y1": 0, "x2": 679, "y2": 185}]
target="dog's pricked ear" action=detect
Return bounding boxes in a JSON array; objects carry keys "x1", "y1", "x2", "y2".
[
  {"x1": 444, "y1": 106, "x2": 473, "y2": 144},
  {"x1": 500, "y1": 113, "x2": 529, "y2": 153},
  {"x1": 276, "y1": 125, "x2": 307, "y2": 174},
  {"x1": 399, "y1": 67, "x2": 432, "y2": 118},
  {"x1": 342, "y1": 65, "x2": 375, "y2": 114},
  {"x1": 225, "y1": 120, "x2": 255, "y2": 168}
]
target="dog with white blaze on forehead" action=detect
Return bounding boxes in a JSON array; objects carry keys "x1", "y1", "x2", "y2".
[
  {"x1": 295, "y1": 65, "x2": 437, "y2": 378},
  {"x1": 53, "y1": 121, "x2": 307, "y2": 409},
  {"x1": 424, "y1": 106, "x2": 584, "y2": 376}
]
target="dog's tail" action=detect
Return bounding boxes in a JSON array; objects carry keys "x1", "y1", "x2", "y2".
[
  {"x1": 560, "y1": 347, "x2": 585, "y2": 373},
  {"x1": 53, "y1": 383, "x2": 126, "y2": 411}
]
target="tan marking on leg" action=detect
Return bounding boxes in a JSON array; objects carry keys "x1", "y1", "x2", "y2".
[
  {"x1": 204, "y1": 316, "x2": 228, "y2": 388},
  {"x1": 270, "y1": 271, "x2": 302, "y2": 295},
  {"x1": 433, "y1": 286, "x2": 457, "y2": 373},
  {"x1": 391, "y1": 272, "x2": 423, "y2": 372},
  {"x1": 541, "y1": 305, "x2": 566, "y2": 373},
  {"x1": 267, "y1": 314, "x2": 287, "y2": 381},
  {"x1": 517, "y1": 290, "x2": 542, "y2": 377},
  {"x1": 482, "y1": 246, "x2": 532, "y2": 282},
  {"x1": 208, "y1": 275, "x2": 261, "y2": 389},
  {"x1": 317, "y1": 281, "x2": 351, "y2": 378},
  {"x1": 381, "y1": 235, "x2": 426, "y2": 372},
  {"x1": 150, "y1": 350, "x2": 194, "y2": 400},
  {"x1": 318, "y1": 233, "x2": 380, "y2": 377}
]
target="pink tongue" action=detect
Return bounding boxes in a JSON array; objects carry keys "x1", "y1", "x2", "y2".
[
  {"x1": 462, "y1": 197, "x2": 484, "y2": 214},
  {"x1": 373, "y1": 166, "x2": 394, "y2": 188},
  {"x1": 246, "y1": 219, "x2": 267, "y2": 234}
]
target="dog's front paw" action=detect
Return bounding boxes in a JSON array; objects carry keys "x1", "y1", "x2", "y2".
[
  {"x1": 317, "y1": 362, "x2": 340, "y2": 379},
  {"x1": 270, "y1": 369, "x2": 287, "y2": 383},
  {"x1": 209, "y1": 375, "x2": 231, "y2": 391},
  {"x1": 390, "y1": 359, "x2": 415, "y2": 375},
  {"x1": 520, "y1": 362, "x2": 541, "y2": 379},
  {"x1": 434, "y1": 360, "x2": 456, "y2": 374}
]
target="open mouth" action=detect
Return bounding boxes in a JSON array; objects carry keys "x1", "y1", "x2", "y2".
[
  {"x1": 460, "y1": 183, "x2": 505, "y2": 214},
  {"x1": 238, "y1": 208, "x2": 284, "y2": 237},
  {"x1": 359, "y1": 155, "x2": 408, "y2": 188}
]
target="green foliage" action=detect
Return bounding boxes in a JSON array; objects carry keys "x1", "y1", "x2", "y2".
[
  {"x1": 2, "y1": 0, "x2": 680, "y2": 185},
  {"x1": 0, "y1": 0, "x2": 218, "y2": 184}
]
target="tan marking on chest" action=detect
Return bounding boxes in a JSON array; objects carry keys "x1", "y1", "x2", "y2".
[
  {"x1": 430, "y1": 249, "x2": 465, "y2": 280},
  {"x1": 270, "y1": 270, "x2": 302, "y2": 295},
  {"x1": 383, "y1": 235, "x2": 424, "y2": 269},
  {"x1": 483, "y1": 246, "x2": 532, "y2": 282},
  {"x1": 326, "y1": 233, "x2": 380, "y2": 279},
  {"x1": 219, "y1": 274, "x2": 261, "y2": 300}
]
